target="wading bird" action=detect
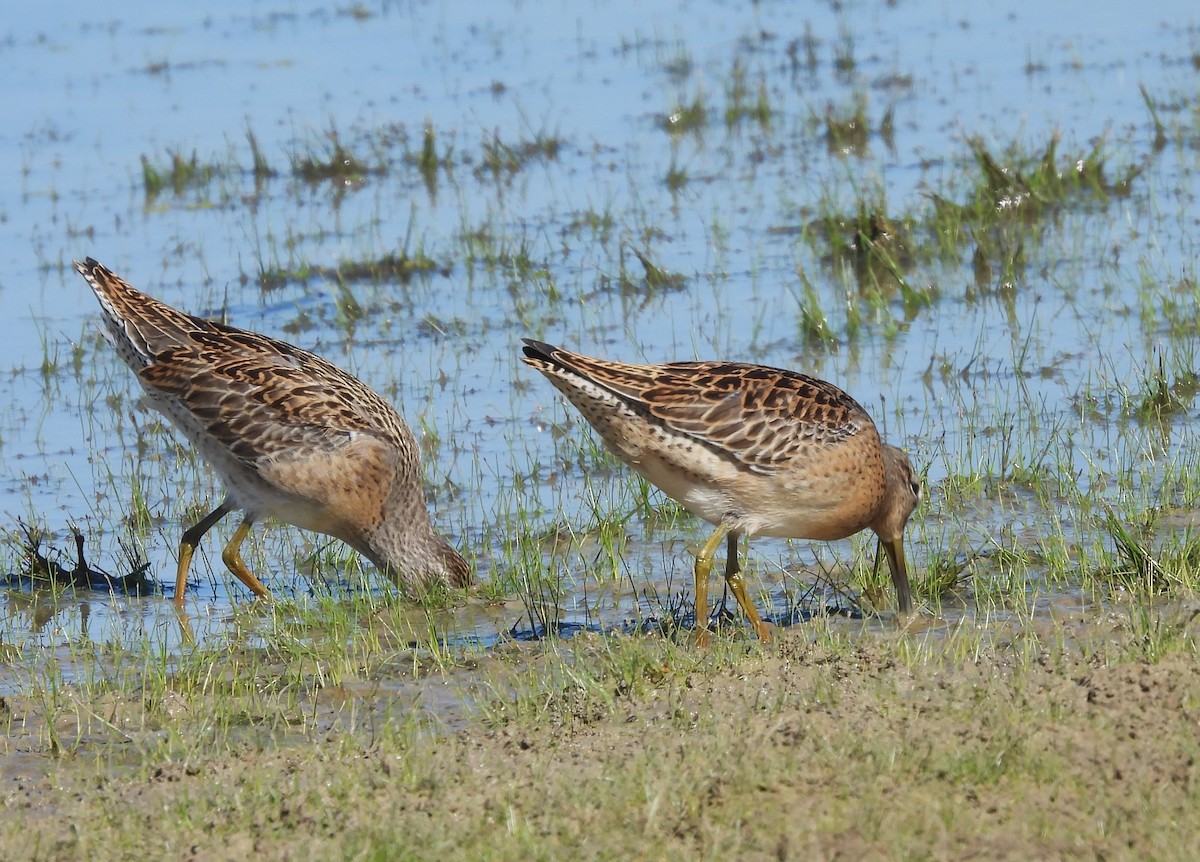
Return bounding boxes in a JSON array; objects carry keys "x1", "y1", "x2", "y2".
[
  {"x1": 76, "y1": 258, "x2": 470, "y2": 605},
  {"x1": 521, "y1": 338, "x2": 919, "y2": 642}
]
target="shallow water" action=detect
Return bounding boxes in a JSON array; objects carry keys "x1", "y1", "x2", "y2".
[{"x1": 2, "y1": 0, "x2": 1199, "y2": 674}]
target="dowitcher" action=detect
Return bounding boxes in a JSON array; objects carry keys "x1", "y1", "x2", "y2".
[
  {"x1": 75, "y1": 258, "x2": 471, "y2": 605},
  {"x1": 521, "y1": 339, "x2": 920, "y2": 642}
]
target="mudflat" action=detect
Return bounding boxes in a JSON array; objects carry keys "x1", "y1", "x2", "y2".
[{"x1": 2, "y1": 606, "x2": 1197, "y2": 860}]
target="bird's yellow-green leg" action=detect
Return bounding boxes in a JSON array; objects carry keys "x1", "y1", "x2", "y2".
[
  {"x1": 719, "y1": 532, "x2": 774, "y2": 642},
  {"x1": 693, "y1": 525, "x2": 731, "y2": 645},
  {"x1": 221, "y1": 519, "x2": 271, "y2": 600},
  {"x1": 712, "y1": 533, "x2": 740, "y2": 624},
  {"x1": 724, "y1": 551, "x2": 773, "y2": 643},
  {"x1": 175, "y1": 500, "x2": 233, "y2": 607}
]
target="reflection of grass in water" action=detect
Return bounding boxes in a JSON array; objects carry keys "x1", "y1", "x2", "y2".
[{"x1": 476, "y1": 131, "x2": 561, "y2": 181}]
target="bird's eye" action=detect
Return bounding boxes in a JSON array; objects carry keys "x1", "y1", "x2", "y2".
[{"x1": 911, "y1": 480, "x2": 922, "y2": 499}]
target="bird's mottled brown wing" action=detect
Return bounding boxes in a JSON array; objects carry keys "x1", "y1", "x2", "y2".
[
  {"x1": 522, "y1": 339, "x2": 875, "y2": 473},
  {"x1": 137, "y1": 343, "x2": 401, "y2": 463},
  {"x1": 78, "y1": 257, "x2": 407, "y2": 465}
]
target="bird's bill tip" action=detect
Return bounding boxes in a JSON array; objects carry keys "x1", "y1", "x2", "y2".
[{"x1": 881, "y1": 537, "x2": 912, "y2": 614}]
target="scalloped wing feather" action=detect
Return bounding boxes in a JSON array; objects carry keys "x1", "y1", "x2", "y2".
[
  {"x1": 137, "y1": 343, "x2": 396, "y2": 464},
  {"x1": 78, "y1": 257, "x2": 407, "y2": 468},
  {"x1": 524, "y1": 341, "x2": 873, "y2": 474}
]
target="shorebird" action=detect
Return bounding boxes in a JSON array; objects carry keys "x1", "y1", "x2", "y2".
[
  {"x1": 521, "y1": 339, "x2": 920, "y2": 642},
  {"x1": 76, "y1": 257, "x2": 471, "y2": 605}
]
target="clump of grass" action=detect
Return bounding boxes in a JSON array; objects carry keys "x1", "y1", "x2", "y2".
[
  {"x1": 833, "y1": 24, "x2": 856, "y2": 74},
  {"x1": 338, "y1": 3, "x2": 371, "y2": 20},
  {"x1": 333, "y1": 282, "x2": 365, "y2": 332},
  {"x1": 1129, "y1": 352, "x2": 1199, "y2": 421},
  {"x1": 792, "y1": 274, "x2": 837, "y2": 347},
  {"x1": 947, "y1": 136, "x2": 1141, "y2": 230},
  {"x1": 563, "y1": 207, "x2": 615, "y2": 245},
  {"x1": 256, "y1": 261, "x2": 310, "y2": 291},
  {"x1": 785, "y1": 24, "x2": 820, "y2": 76},
  {"x1": 724, "y1": 59, "x2": 771, "y2": 128},
  {"x1": 36, "y1": 323, "x2": 61, "y2": 383},
  {"x1": 140, "y1": 132, "x2": 278, "y2": 201},
  {"x1": 927, "y1": 134, "x2": 1146, "y2": 283},
  {"x1": 879, "y1": 105, "x2": 896, "y2": 150},
  {"x1": 664, "y1": 161, "x2": 688, "y2": 192},
  {"x1": 851, "y1": 210, "x2": 911, "y2": 271},
  {"x1": 806, "y1": 197, "x2": 934, "y2": 308},
  {"x1": 484, "y1": 495, "x2": 583, "y2": 639},
  {"x1": 1139, "y1": 84, "x2": 1168, "y2": 152},
  {"x1": 512, "y1": 551, "x2": 569, "y2": 640},
  {"x1": 415, "y1": 122, "x2": 444, "y2": 193},
  {"x1": 476, "y1": 131, "x2": 561, "y2": 180},
  {"x1": 966, "y1": 231, "x2": 1027, "y2": 296},
  {"x1": 140, "y1": 149, "x2": 223, "y2": 198},
  {"x1": 1098, "y1": 510, "x2": 1200, "y2": 595},
  {"x1": 823, "y1": 96, "x2": 871, "y2": 154},
  {"x1": 626, "y1": 249, "x2": 686, "y2": 294},
  {"x1": 662, "y1": 46, "x2": 693, "y2": 83},
  {"x1": 257, "y1": 219, "x2": 450, "y2": 289},
  {"x1": 919, "y1": 542, "x2": 1040, "y2": 607},
  {"x1": 245, "y1": 128, "x2": 276, "y2": 181},
  {"x1": 290, "y1": 127, "x2": 382, "y2": 183},
  {"x1": 257, "y1": 249, "x2": 451, "y2": 291},
  {"x1": 460, "y1": 227, "x2": 558, "y2": 313},
  {"x1": 335, "y1": 250, "x2": 452, "y2": 284},
  {"x1": 659, "y1": 93, "x2": 708, "y2": 135}
]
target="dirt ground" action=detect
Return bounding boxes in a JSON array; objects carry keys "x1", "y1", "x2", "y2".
[{"x1": 2, "y1": 613, "x2": 1200, "y2": 860}]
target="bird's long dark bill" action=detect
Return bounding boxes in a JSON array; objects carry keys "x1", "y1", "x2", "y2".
[{"x1": 880, "y1": 537, "x2": 912, "y2": 614}]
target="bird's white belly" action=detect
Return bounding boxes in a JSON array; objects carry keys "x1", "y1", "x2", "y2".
[{"x1": 626, "y1": 451, "x2": 869, "y2": 540}]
